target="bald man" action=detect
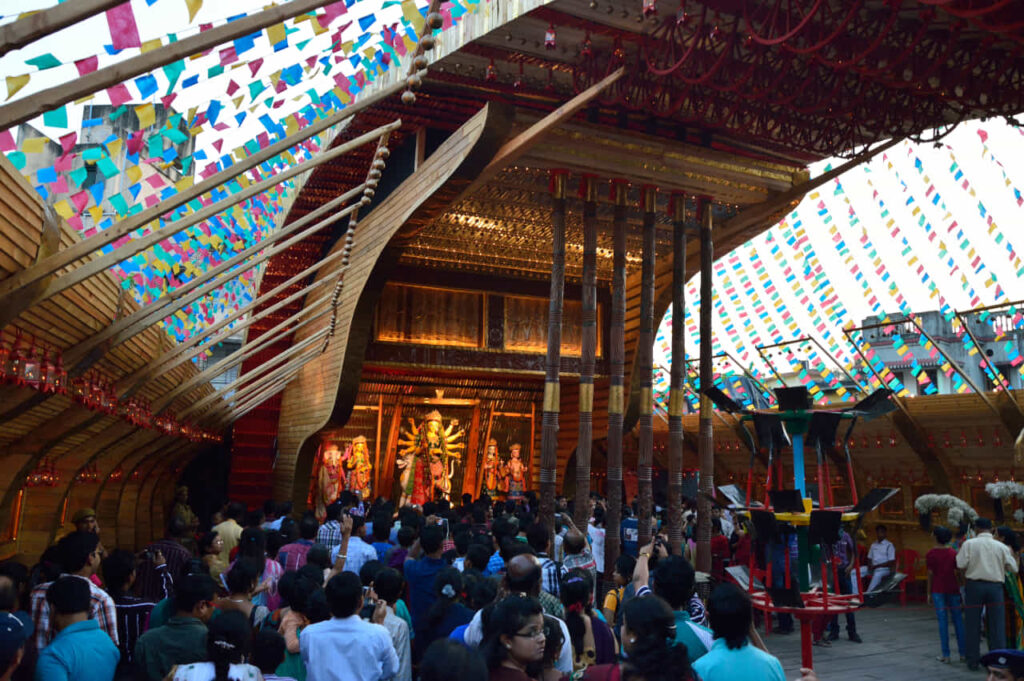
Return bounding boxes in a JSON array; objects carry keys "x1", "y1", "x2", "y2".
[{"x1": 459, "y1": 554, "x2": 573, "y2": 673}]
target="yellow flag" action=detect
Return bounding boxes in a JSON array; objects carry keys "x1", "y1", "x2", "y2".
[
  {"x1": 21, "y1": 137, "x2": 46, "y2": 154},
  {"x1": 185, "y1": 0, "x2": 202, "y2": 22},
  {"x1": 266, "y1": 22, "x2": 286, "y2": 45},
  {"x1": 53, "y1": 200, "x2": 74, "y2": 220},
  {"x1": 135, "y1": 103, "x2": 156, "y2": 129},
  {"x1": 140, "y1": 38, "x2": 163, "y2": 53},
  {"x1": 5, "y1": 74, "x2": 29, "y2": 101},
  {"x1": 401, "y1": 0, "x2": 425, "y2": 36}
]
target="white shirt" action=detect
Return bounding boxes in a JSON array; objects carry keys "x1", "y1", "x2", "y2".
[
  {"x1": 381, "y1": 609, "x2": 411, "y2": 681},
  {"x1": 957, "y1": 531, "x2": 1019, "y2": 582},
  {"x1": 463, "y1": 608, "x2": 573, "y2": 674},
  {"x1": 331, "y1": 535, "x2": 379, "y2": 576},
  {"x1": 867, "y1": 539, "x2": 895, "y2": 569},
  {"x1": 587, "y1": 523, "x2": 607, "y2": 574},
  {"x1": 170, "y1": 662, "x2": 263, "y2": 680},
  {"x1": 301, "y1": 615, "x2": 399, "y2": 681}
]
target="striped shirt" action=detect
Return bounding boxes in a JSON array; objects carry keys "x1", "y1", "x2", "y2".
[
  {"x1": 317, "y1": 521, "x2": 343, "y2": 554},
  {"x1": 30, "y1": 573, "x2": 119, "y2": 652}
]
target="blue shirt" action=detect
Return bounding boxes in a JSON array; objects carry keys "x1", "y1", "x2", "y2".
[
  {"x1": 484, "y1": 551, "x2": 504, "y2": 576},
  {"x1": 673, "y1": 610, "x2": 713, "y2": 662},
  {"x1": 36, "y1": 619, "x2": 120, "y2": 681},
  {"x1": 403, "y1": 557, "x2": 446, "y2": 632},
  {"x1": 692, "y1": 638, "x2": 786, "y2": 681},
  {"x1": 300, "y1": 615, "x2": 398, "y2": 681},
  {"x1": 621, "y1": 518, "x2": 639, "y2": 557},
  {"x1": 372, "y1": 541, "x2": 393, "y2": 562}
]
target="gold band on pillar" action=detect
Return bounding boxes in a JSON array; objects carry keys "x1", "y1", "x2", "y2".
[{"x1": 637, "y1": 184, "x2": 657, "y2": 546}]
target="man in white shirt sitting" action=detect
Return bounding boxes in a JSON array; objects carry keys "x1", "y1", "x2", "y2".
[
  {"x1": 859, "y1": 524, "x2": 895, "y2": 592},
  {"x1": 300, "y1": 572, "x2": 399, "y2": 681},
  {"x1": 958, "y1": 517, "x2": 1019, "y2": 671}
]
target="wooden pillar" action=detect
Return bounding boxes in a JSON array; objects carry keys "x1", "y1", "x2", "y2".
[
  {"x1": 695, "y1": 196, "x2": 715, "y2": 593},
  {"x1": 605, "y1": 179, "x2": 629, "y2": 574},
  {"x1": 573, "y1": 174, "x2": 599, "y2": 530},
  {"x1": 667, "y1": 192, "x2": 687, "y2": 556},
  {"x1": 540, "y1": 170, "x2": 568, "y2": 532},
  {"x1": 637, "y1": 185, "x2": 657, "y2": 547}
]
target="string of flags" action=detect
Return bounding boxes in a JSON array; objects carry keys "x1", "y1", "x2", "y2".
[{"x1": 653, "y1": 122, "x2": 1024, "y2": 412}]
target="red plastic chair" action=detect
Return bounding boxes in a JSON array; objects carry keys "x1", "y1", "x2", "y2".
[{"x1": 897, "y1": 549, "x2": 920, "y2": 606}]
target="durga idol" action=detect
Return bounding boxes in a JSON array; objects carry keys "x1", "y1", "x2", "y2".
[{"x1": 396, "y1": 410, "x2": 465, "y2": 506}]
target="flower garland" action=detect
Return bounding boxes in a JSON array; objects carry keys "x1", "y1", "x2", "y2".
[
  {"x1": 986, "y1": 482, "x2": 1024, "y2": 500},
  {"x1": 914, "y1": 493, "x2": 978, "y2": 530}
]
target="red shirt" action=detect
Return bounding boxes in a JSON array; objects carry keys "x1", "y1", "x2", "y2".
[
  {"x1": 711, "y1": 535, "x2": 731, "y2": 581},
  {"x1": 926, "y1": 547, "x2": 959, "y2": 594}
]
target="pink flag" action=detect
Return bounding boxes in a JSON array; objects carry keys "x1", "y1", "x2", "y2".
[
  {"x1": 75, "y1": 56, "x2": 98, "y2": 75},
  {"x1": 106, "y1": 4, "x2": 142, "y2": 50},
  {"x1": 321, "y1": 1, "x2": 347, "y2": 26},
  {"x1": 107, "y1": 83, "x2": 132, "y2": 107},
  {"x1": 59, "y1": 132, "x2": 77, "y2": 154}
]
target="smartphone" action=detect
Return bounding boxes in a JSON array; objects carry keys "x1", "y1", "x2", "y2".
[{"x1": 439, "y1": 518, "x2": 449, "y2": 538}]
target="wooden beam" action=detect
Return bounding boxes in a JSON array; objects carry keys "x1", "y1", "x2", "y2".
[
  {"x1": 0, "y1": 0, "x2": 124, "y2": 57},
  {"x1": 573, "y1": 175, "x2": 598, "y2": 530},
  {"x1": 604, "y1": 179, "x2": 628, "y2": 577},
  {"x1": 151, "y1": 300, "x2": 334, "y2": 410},
  {"x1": 667, "y1": 192, "x2": 687, "y2": 557},
  {"x1": 215, "y1": 375, "x2": 296, "y2": 426},
  {"x1": 64, "y1": 188, "x2": 363, "y2": 367},
  {"x1": 695, "y1": 196, "x2": 715, "y2": 597},
  {"x1": 205, "y1": 345, "x2": 322, "y2": 414},
  {"x1": 636, "y1": 185, "x2": 656, "y2": 547},
  {"x1": 455, "y1": 67, "x2": 625, "y2": 202},
  {"x1": 1, "y1": 122, "x2": 397, "y2": 329},
  {"x1": 208, "y1": 362, "x2": 310, "y2": 425},
  {"x1": 539, "y1": 170, "x2": 567, "y2": 533},
  {"x1": 0, "y1": 0, "x2": 349, "y2": 130},
  {"x1": 177, "y1": 329, "x2": 328, "y2": 418},
  {"x1": 715, "y1": 137, "x2": 902, "y2": 244},
  {"x1": 0, "y1": 79, "x2": 407, "y2": 305}
]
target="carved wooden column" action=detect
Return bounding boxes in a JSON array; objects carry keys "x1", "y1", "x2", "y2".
[
  {"x1": 695, "y1": 195, "x2": 715, "y2": 594},
  {"x1": 540, "y1": 170, "x2": 569, "y2": 532},
  {"x1": 573, "y1": 174, "x2": 599, "y2": 530},
  {"x1": 667, "y1": 192, "x2": 687, "y2": 556},
  {"x1": 637, "y1": 185, "x2": 657, "y2": 546},
  {"x1": 604, "y1": 178, "x2": 629, "y2": 574}
]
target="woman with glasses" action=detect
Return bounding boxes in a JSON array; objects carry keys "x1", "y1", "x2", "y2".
[{"x1": 480, "y1": 596, "x2": 546, "y2": 681}]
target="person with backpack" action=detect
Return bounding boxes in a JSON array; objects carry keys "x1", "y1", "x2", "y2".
[{"x1": 601, "y1": 555, "x2": 636, "y2": 626}]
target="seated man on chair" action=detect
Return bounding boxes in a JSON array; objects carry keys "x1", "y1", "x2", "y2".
[{"x1": 859, "y1": 524, "x2": 895, "y2": 592}]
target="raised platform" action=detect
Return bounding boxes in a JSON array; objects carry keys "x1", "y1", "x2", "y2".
[{"x1": 767, "y1": 605, "x2": 978, "y2": 680}]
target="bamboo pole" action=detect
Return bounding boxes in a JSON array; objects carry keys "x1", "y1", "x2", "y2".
[
  {"x1": 152, "y1": 300, "x2": 332, "y2": 411},
  {"x1": 205, "y1": 351, "x2": 317, "y2": 421},
  {"x1": 695, "y1": 196, "x2": 715, "y2": 597},
  {"x1": 0, "y1": 0, "x2": 125, "y2": 57},
  {"x1": 0, "y1": 80, "x2": 407, "y2": 306},
  {"x1": 604, "y1": 179, "x2": 628, "y2": 576},
  {"x1": 116, "y1": 263, "x2": 336, "y2": 395},
  {"x1": 64, "y1": 187, "x2": 363, "y2": 367},
  {"x1": 637, "y1": 185, "x2": 657, "y2": 547},
  {"x1": 215, "y1": 374, "x2": 296, "y2": 426},
  {"x1": 667, "y1": 192, "x2": 687, "y2": 557},
  {"x1": 0, "y1": 0, "x2": 352, "y2": 131},
  {"x1": 573, "y1": 174, "x2": 598, "y2": 530},
  {"x1": 198, "y1": 348, "x2": 321, "y2": 423},
  {"x1": 178, "y1": 328, "x2": 329, "y2": 418},
  {"x1": 5, "y1": 122, "x2": 397, "y2": 329},
  {"x1": 539, "y1": 170, "x2": 568, "y2": 534}
]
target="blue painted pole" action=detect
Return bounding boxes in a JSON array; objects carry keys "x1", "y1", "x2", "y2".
[{"x1": 792, "y1": 433, "x2": 805, "y2": 496}]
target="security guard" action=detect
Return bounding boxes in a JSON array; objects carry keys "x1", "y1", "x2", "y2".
[{"x1": 981, "y1": 649, "x2": 1024, "y2": 681}]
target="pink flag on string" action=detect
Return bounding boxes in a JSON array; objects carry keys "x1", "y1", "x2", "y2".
[
  {"x1": 248, "y1": 58, "x2": 263, "y2": 77},
  {"x1": 75, "y1": 56, "x2": 98, "y2": 75},
  {"x1": 59, "y1": 132, "x2": 77, "y2": 154},
  {"x1": 321, "y1": 1, "x2": 347, "y2": 26},
  {"x1": 107, "y1": 83, "x2": 132, "y2": 107},
  {"x1": 0, "y1": 129, "x2": 15, "y2": 152},
  {"x1": 106, "y1": 4, "x2": 142, "y2": 50}
]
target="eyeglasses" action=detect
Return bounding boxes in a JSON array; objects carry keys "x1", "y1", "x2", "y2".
[{"x1": 514, "y1": 629, "x2": 545, "y2": 641}]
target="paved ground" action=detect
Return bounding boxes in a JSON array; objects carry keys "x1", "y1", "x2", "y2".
[{"x1": 762, "y1": 604, "x2": 982, "y2": 681}]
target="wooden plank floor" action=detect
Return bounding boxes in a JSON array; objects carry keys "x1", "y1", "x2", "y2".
[{"x1": 766, "y1": 605, "x2": 981, "y2": 681}]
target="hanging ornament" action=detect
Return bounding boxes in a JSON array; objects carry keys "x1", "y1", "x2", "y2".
[
  {"x1": 612, "y1": 37, "x2": 626, "y2": 61},
  {"x1": 943, "y1": 430, "x2": 952, "y2": 448},
  {"x1": 485, "y1": 58, "x2": 497, "y2": 82},
  {"x1": 513, "y1": 61, "x2": 524, "y2": 90},
  {"x1": 0, "y1": 334, "x2": 8, "y2": 382},
  {"x1": 544, "y1": 24, "x2": 556, "y2": 50},
  {"x1": 876, "y1": 435, "x2": 883, "y2": 449},
  {"x1": 960, "y1": 429, "x2": 968, "y2": 447},
  {"x1": 676, "y1": 2, "x2": 690, "y2": 25},
  {"x1": 889, "y1": 430, "x2": 897, "y2": 447},
  {"x1": 642, "y1": 0, "x2": 657, "y2": 18},
  {"x1": 581, "y1": 32, "x2": 593, "y2": 59},
  {"x1": 995, "y1": 428, "x2": 1004, "y2": 447},
  {"x1": 977, "y1": 429, "x2": 986, "y2": 447},
  {"x1": 6, "y1": 333, "x2": 24, "y2": 384}
]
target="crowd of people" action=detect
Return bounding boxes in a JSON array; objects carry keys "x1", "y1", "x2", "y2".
[{"x1": 0, "y1": 487, "x2": 1021, "y2": 681}]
